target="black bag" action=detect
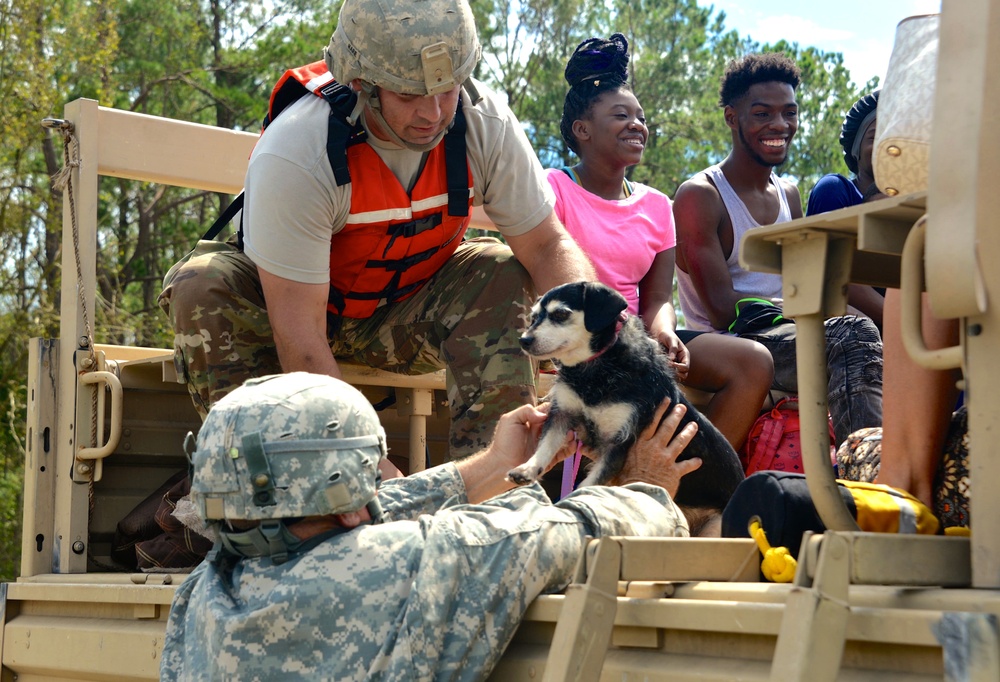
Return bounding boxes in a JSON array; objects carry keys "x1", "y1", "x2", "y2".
[
  {"x1": 722, "y1": 471, "x2": 939, "y2": 562},
  {"x1": 728, "y1": 298, "x2": 790, "y2": 335}
]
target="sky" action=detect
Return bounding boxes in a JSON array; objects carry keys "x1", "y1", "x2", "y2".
[{"x1": 694, "y1": 0, "x2": 941, "y2": 87}]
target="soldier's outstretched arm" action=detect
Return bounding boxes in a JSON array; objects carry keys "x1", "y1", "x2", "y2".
[{"x1": 456, "y1": 403, "x2": 574, "y2": 503}]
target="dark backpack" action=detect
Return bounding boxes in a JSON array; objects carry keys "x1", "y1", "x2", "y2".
[{"x1": 723, "y1": 470, "x2": 939, "y2": 568}]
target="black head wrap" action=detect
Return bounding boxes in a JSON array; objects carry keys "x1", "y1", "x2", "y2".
[
  {"x1": 564, "y1": 33, "x2": 630, "y2": 89},
  {"x1": 839, "y1": 90, "x2": 880, "y2": 174},
  {"x1": 560, "y1": 34, "x2": 631, "y2": 154}
]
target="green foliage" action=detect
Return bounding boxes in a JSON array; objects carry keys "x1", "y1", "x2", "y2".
[
  {"x1": 0, "y1": 380, "x2": 25, "y2": 581},
  {"x1": 0, "y1": 466, "x2": 23, "y2": 581}
]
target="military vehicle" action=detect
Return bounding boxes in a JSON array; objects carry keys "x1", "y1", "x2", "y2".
[{"x1": 3, "y1": 0, "x2": 998, "y2": 679}]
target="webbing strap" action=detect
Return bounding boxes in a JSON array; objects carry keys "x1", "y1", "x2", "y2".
[
  {"x1": 319, "y1": 81, "x2": 366, "y2": 187},
  {"x1": 444, "y1": 102, "x2": 469, "y2": 217},
  {"x1": 242, "y1": 431, "x2": 276, "y2": 509},
  {"x1": 201, "y1": 192, "x2": 244, "y2": 243}
]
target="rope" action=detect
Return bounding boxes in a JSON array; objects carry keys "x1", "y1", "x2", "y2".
[
  {"x1": 51, "y1": 124, "x2": 96, "y2": 365},
  {"x1": 749, "y1": 517, "x2": 797, "y2": 583},
  {"x1": 48, "y1": 118, "x2": 110, "y2": 567}
]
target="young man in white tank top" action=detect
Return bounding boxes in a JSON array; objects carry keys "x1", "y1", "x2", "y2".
[{"x1": 672, "y1": 53, "x2": 883, "y2": 447}]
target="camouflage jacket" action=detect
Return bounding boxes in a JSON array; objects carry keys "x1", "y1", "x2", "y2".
[{"x1": 159, "y1": 463, "x2": 689, "y2": 681}]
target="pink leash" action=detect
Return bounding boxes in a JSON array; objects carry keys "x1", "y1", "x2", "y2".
[{"x1": 559, "y1": 438, "x2": 583, "y2": 499}]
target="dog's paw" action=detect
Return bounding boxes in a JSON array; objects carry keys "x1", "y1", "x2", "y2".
[{"x1": 506, "y1": 463, "x2": 543, "y2": 486}]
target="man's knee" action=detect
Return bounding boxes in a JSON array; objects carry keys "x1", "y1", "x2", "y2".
[
  {"x1": 160, "y1": 256, "x2": 212, "y2": 315},
  {"x1": 741, "y1": 339, "x2": 775, "y2": 388},
  {"x1": 827, "y1": 314, "x2": 882, "y2": 345},
  {"x1": 471, "y1": 240, "x2": 532, "y2": 293},
  {"x1": 454, "y1": 241, "x2": 534, "y2": 317},
  {"x1": 826, "y1": 315, "x2": 884, "y2": 385},
  {"x1": 161, "y1": 249, "x2": 264, "y2": 324}
]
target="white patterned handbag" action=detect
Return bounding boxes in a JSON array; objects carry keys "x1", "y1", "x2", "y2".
[{"x1": 873, "y1": 14, "x2": 940, "y2": 197}]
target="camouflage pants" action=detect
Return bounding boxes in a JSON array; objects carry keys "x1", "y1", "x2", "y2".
[{"x1": 158, "y1": 237, "x2": 537, "y2": 460}]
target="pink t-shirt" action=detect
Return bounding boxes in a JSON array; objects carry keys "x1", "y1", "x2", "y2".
[{"x1": 546, "y1": 169, "x2": 675, "y2": 315}]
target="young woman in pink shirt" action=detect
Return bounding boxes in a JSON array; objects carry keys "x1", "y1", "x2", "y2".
[{"x1": 550, "y1": 33, "x2": 773, "y2": 451}]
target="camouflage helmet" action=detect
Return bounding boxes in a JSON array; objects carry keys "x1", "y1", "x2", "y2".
[
  {"x1": 188, "y1": 372, "x2": 387, "y2": 523},
  {"x1": 325, "y1": 0, "x2": 481, "y2": 97}
]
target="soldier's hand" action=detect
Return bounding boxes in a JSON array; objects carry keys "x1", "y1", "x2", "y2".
[{"x1": 490, "y1": 402, "x2": 575, "y2": 473}]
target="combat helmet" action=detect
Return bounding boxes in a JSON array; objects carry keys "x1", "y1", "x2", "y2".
[
  {"x1": 188, "y1": 372, "x2": 387, "y2": 562},
  {"x1": 324, "y1": 0, "x2": 482, "y2": 149}
]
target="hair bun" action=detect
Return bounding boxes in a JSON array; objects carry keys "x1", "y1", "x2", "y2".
[{"x1": 565, "y1": 33, "x2": 630, "y2": 89}]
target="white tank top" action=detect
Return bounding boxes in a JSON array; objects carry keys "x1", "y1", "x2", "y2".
[{"x1": 676, "y1": 165, "x2": 788, "y2": 332}]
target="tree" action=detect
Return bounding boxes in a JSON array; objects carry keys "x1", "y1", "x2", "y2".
[{"x1": 0, "y1": 0, "x2": 340, "y2": 580}]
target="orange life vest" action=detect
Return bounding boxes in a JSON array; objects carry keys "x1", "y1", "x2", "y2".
[
  {"x1": 267, "y1": 62, "x2": 474, "y2": 320},
  {"x1": 329, "y1": 142, "x2": 473, "y2": 319},
  {"x1": 203, "y1": 62, "x2": 473, "y2": 322}
]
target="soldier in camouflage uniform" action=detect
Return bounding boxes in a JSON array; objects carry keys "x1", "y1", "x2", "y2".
[
  {"x1": 158, "y1": 0, "x2": 595, "y2": 460},
  {"x1": 159, "y1": 372, "x2": 700, "y2": 681}
]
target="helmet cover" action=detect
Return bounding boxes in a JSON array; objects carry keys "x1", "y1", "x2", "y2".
[
  {"x1": 189, "y1": 372, "x2": 387, "y2": 522},
  {"x1": 325, "y1": 0, "x2": 481, "y2": 96}
]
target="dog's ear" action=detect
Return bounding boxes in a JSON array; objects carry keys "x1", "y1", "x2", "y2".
[{"x1": 582, "y1": 282, "x2": 628, "y2": 332}]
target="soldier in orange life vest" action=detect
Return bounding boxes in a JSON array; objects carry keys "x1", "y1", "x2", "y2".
[{"x1": 159, "y1": 0, "x2": 597, "y2": 464}]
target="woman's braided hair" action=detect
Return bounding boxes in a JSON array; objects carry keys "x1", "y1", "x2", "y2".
[{"x1": 560, "y1": 33, "x2": 631, "y2": 155}]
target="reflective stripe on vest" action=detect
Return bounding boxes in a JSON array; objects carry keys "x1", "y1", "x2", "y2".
[{"x1": 328, "y1": 140, "x2": 473, "y2": 319}]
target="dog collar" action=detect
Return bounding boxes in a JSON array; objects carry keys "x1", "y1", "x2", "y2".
[{"x1": 582, "y1": 310, "x2": 628, "y2": 363}]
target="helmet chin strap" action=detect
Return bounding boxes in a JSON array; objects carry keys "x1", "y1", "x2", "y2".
[
  {"x1": 356, "y1": 81, "x2": 481, "y2": 153},
  {"x1": 215, "y1": 502, "x2": 386, "y2": 566},
  {"x1": 365, "y1": 87, "x2": 444, "y2": 152}
]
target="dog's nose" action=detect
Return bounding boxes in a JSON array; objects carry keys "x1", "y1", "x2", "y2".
[{"x1": 519, "y1": 335, "x2": 532, "y2": 350}]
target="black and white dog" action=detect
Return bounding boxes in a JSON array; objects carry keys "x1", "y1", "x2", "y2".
[{"x1": 508, "y1": 282, "x2": 744, "y2": 524}]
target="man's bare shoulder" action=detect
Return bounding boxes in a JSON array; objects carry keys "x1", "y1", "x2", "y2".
[
  {"x1": 775, "y1": 175, "x2": 804, "y2": 218},
  {"x1": 675, "y1": 171, "x2": 719, "y2": 201},
  {"x1": 773, "y1": 174, "x2": 799, "y2": 195},
  {"x1": 673, "y1": 171, "x2": 725, "y2": 226}
]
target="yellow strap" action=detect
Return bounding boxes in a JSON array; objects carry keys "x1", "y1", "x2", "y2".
[{"x1": 749, "y1": 518, "x2": 797, "y2": 583}]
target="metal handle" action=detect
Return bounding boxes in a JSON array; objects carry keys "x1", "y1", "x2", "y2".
[
  {"x1": 77, "y1": 370, "x2": 123, "y2": 461},
  {"x1": 900, "y1": 215, "x2": 964, "y2": 370}
]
